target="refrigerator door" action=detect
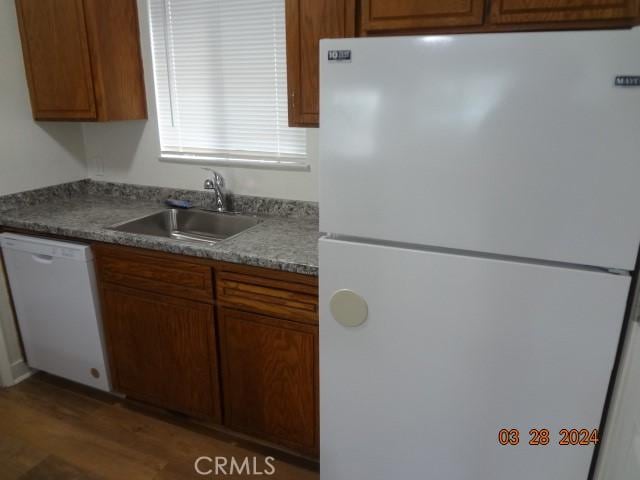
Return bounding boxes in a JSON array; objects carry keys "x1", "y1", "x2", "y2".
[
  {"x1": 319, "y1": 29, "x2": 640, "y2": 270},
  {"x1": 320, "y1": 238, "x2": 629, "y2": 480}
]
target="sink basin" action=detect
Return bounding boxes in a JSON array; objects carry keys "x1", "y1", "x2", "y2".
[{"x1": 109, "y1": 209, "x2": 260, "y2": 244}]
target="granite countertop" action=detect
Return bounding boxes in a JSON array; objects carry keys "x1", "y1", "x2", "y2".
[{"x1": 0, "y1": 181, "x2": 320, "y2": 276}]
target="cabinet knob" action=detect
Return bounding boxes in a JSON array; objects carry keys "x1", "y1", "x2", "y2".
[{"x1": 329, "y1": 290, "x2": 368, "y2": 327}]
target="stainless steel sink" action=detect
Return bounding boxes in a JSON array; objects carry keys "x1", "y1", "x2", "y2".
[{"x1": 109, "y1": 209, "x2": 260, "y2": 244}]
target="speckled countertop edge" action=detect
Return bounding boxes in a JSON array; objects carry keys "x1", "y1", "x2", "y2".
[{"x1": 0, "y1": 181, "x2": 320, "y2": 276}]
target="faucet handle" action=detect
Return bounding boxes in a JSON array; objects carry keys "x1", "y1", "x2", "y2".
[
  {"x1": 213, "y1": 171, "x2": 224, "y2": 188},
  {"x1": 201, "y1": 168, "x2": 227, "y2": 212},
  {"x1": 202, "y1": 167, "x2": 224, "y2": 187}
]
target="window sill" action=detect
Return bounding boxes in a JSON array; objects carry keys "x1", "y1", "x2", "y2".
[{"x1": 159, "y1": 153, "x2": 310, "y2": 172}]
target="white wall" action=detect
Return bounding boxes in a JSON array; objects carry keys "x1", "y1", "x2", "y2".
[
  {"x1": 0, "y1": 0, "x2": 87, "y2": 196},
  {"x1": 83, "y1": 0, "x2": 319, "y2": 202}
]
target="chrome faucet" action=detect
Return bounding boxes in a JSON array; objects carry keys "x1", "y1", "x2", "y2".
[{"x1": 203, "y1": 168, "x2": 226, "y2": 212}]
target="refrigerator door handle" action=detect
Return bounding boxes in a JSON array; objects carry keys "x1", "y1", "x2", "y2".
[{"x1": 329, "y1": 289, "x2": 369, "y2": 327}]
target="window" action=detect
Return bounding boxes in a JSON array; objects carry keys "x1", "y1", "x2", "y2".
[{"x1": 148, "y1": 0, "x2": 307, "y2": 170}]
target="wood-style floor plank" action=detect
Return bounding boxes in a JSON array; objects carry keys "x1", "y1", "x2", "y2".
[
  {"x1": 0, "y1": 435, "x2": 48, "y2": 479},
  {"x1": 0, "y1": 374, "x2": 318, "y2": 479},
  {"x1": 20, "y1": 455, "x2": 104, "y2": 480}
]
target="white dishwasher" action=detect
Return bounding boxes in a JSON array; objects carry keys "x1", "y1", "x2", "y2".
[{"x1": 0, "y1": 233, "x2": 110, "y2": 391}]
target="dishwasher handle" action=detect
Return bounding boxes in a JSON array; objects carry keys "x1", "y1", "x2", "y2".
[{"x1": 31, "y1": 253, "x2": 54, "y2": 264}]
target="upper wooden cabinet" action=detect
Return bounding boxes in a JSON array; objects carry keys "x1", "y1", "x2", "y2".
[
  {"x1": 285, "y1": 0, "x2": 639, "y2": 127},
  {"x1": 360, "y1": 0, "x2": 485, "y2": 34},
  {"x1": 490, "y1": 0, "x2": 639, "y2": 25},
  {"x1": 15, "y1": 0, "x2": 147, "y2": 121},
  {"x1": 285, "y1": 0, "x2": 356, "y2": 127}
]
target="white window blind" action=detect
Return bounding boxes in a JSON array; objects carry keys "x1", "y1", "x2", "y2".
[{"x1": 148, "y1": 0, "x2": 307, "y2": 168}]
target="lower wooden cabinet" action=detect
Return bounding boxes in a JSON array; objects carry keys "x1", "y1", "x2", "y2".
[
  {"x1": 95, "y1": 243, "x2": 318, "y2": 456},
  {"x1": 218, "y1": 308, "x2": 319, "y2": 456},
  {"x1": 100, "y1": 284, "x2": 222, "y2": 421}
]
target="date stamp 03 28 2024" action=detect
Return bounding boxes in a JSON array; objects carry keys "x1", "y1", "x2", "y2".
[{"x1": 498, "y1": 428, "x2": 600, "y2": 447}]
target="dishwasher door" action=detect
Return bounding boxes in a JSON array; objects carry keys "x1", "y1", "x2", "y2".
[{"x1": 0, "y1": 234, "x2": 110, "y2": 391}]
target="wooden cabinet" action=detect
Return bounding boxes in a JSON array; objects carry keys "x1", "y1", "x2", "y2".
[
  {"x1": 15, "y1": 0, "x2": 95, "y2": 120},
  {"x1": 490, "y1": 0, "x2": 639, "y2": 25},
  {"x1": 94, "y1": 245, "x2": 221, "y2": 421},
  {"x1": 97, "y1": 246, "x2": 214, "y2": 303},
  {"x1": 93, "y1": 243, "x2": 319, "y2": 456},
  {"x1": 285, "y1": 0, "x2": 639, "y2": 127},
  {"x1": 216, "y1": 264, "x2": 319, "y2": 456},
  {"x1": 100, "y1": 285, "x2": 221, "y2": 421},
  {"x1": 15, "y1": 0, "x2": 147, "y2": 121},
  {"x1": 360, "y1": 0, "x2": 485, "y2": 34},
  {"x1": 285, "y1": 0, "x2": 356, "y2": 127},
  {"x1": 218, "y1": 308, "x2": 318, "y2": 456},
  {"x1": 216, "y1": 270, "x2": 318, "y2": 324}
]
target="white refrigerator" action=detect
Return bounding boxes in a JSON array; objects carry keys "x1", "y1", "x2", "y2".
[{"x1": 319, "y1": 29, "x2": 640, "y2": 480}]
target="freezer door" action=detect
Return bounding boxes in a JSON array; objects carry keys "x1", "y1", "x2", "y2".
[
  {"x1": 320, "y1": 238, "x2": 629, "y2": 480},
  {"x1": 319, "y1": 29, "x2": 640, "y2": 270}
]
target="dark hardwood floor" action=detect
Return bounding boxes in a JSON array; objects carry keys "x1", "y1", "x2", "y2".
[{"x1": 0, "y1": 373, "x2": 319, "y2": 479}]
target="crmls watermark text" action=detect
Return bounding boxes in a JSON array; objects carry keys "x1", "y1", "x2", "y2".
[{"x1": 195, "y1": 456, "x2": 276, "y2": 476}]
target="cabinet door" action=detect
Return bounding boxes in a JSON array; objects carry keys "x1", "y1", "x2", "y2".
[
  {"x1": 490, "y1": 0, "x2": 639, "y2": 25},
  {"x1": 286, "y1": 0, "x2": 356, "y2": 127},
  {"x1": 360, "y1": 0, "x2": 485, "y2": 33},
  {"x1": 83, "y1": 0, "x2": 147, "y2": 121},
  {"x1": 101, "y1": 284, "x2": 221, "y2": 421},
  {"x1": 219, "y1": 308, "x2": 318, "y2": 455},
  {"x1": 15, "y1": 0, "x2": 97, "y2": 120}
]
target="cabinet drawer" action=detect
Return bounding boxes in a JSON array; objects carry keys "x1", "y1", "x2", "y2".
[
  {"x1": 216, "y1": 271, "x2": 318, "y2": 324},
  {"x1": 96, "y1": 249, "x2": 213, "y2": 303}
]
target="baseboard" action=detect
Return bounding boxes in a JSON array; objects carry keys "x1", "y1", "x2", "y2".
[{"x1": 10, "y1": 359, "x2": 34, "y2": 385}]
